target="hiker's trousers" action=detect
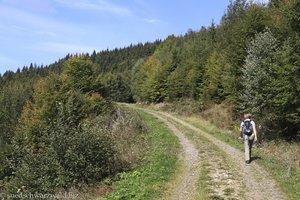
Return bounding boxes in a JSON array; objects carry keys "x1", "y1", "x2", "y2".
[{"x1": 244, "y1": 134, "x2": 254, "y2": 161}]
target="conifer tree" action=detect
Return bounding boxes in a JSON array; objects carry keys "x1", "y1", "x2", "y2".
[
  {"x1": 241, "y1": 28, "x2": 278, "y2": 118},
  {"x1": 269, "y1": 36, "x2": 300, "y2": 138}
]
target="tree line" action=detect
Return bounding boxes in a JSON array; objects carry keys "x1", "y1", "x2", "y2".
[
  {"x1": 0, "y1": 0, "x2": 299, "y2": 194},
  {"x1": 0, "y1": 56, "x2": 149, "y2": 193},
  {"x1": 1, "y1": 0, "x2": 299, "y2": 148},
  {"x1": 131, "y1": 0, "x2": 300, "y2": 140}
]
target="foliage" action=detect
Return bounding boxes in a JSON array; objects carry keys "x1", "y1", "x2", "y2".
[
  {"x1": 287, "y1": 0, "x2": 300, "y2": 33},
  {"x1": 241, "y1": 27, "x2": 300, "y2": 139},
  {"x1": 1, "y1": 1, "x2": 300, "y2": 194},
  {"x1": 93, "y1": 41, "x2": 160, "y2": 74},
  {"x1": 101, "y1": 110, "x2": 180, "y2": 200},
  {"x1": 202, "y1": 50, "x2": 226, "y2": 103},
  {"x1": 129, "y1": 0, "x2": 299, "y2": 139},
  {"x1": 63, "y1": 56, "x2": 95, "y2": 92},
  {"x1": 101, "y1": 72, "x2": 133, "y2": 102},
  {"x1": 0, "y1": 42, "x2": 160, "y2": 194},
  {"x1": 241, "y1": 28, "x2": 278, "y2": 118},
  {"x1": 268, "y1": 36, "x2": 300, "y2": 139},
  {"x1": 0, "y1": 56, "x2": 115, "y2": 193},
  {"x1": 6, "y1": 115, "x2": 116, "y2": 194}
]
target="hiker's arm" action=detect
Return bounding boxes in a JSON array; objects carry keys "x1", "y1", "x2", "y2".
[
  {"x1": 239, "y1": 126, "x2": 243, "y2": 138},
  {"x1": 253, "y1": 125, "x2": 257, "y2": 141}
]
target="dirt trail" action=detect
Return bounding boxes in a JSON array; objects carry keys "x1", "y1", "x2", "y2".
[
  {"x1": 144, "y1": 109, "x2": 286, "y2": 200},
  {"x1": 148, "y1": 111, "x2": 200, "y2": 200}
]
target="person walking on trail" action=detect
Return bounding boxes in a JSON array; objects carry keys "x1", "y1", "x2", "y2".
[{"x1": 240, "y1": 113, "x2": 257, "y2": 164}]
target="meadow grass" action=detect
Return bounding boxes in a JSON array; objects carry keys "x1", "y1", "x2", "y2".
[
  {"x1": 182, "y1": 115, "x2": 300, "y2": 200},
  {"x1": 99, "y1": 110, "x2": 181, "y2": 200}
]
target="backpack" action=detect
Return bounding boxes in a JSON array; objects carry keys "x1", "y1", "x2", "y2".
[{"x1": 242, "y1": 119, "x2": 253, "y2": 136}]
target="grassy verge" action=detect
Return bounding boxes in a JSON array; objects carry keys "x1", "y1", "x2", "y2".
[
  {"x1": 99, "y1": 110, "x2": 181, "y2": 200},
  {"x1": 182, "y1": 115, "x2": 300, "y2": 200}
]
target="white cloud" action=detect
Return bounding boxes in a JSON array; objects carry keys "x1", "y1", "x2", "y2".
[
  {"x1": 0, "y1": 4, "x2": 82, "y2": 34},
  {"x1": 0, "y1": 4, "x2": 85, "y2": 42},
  {"x1": 35, "y1": 31, "x2": 57, "y2": 37},
  {"x1": 54, "y1": 0, "x2": 132, "y2": 16},
  {"x1": 0, "y1": 0, "x2": 54, "y2": 12}
]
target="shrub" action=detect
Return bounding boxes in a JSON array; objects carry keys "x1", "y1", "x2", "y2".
[
  {"x1": 1, "y1": 107, "x2": 148, "y2": 195},
  {"x1": 89, "y1": 107, "x2": 148, "y2": 172},
  {"x1": 4, "y1": 117, "x2": 116, "y2": 194}
]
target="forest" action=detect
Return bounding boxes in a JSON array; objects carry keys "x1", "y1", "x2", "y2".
[{"x1": 0, "y1": 0, "x2": 299, "y2": 195}]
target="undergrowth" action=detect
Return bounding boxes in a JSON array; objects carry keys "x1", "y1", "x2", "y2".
[{"x1": 98, "y1": 109, "x2": 181, "y2": 200}]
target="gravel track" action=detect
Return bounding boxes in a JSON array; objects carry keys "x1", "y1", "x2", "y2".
[
  {"x1": 147, "y1": 111, "x2": 200, "y2": 200},
  {"x1": 145, "y1": 109, "x2": 286, "y2": 200}
]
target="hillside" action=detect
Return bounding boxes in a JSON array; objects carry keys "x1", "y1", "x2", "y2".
[{"x1": 0, "y1": 0, "x2": 299, "y2": 197}]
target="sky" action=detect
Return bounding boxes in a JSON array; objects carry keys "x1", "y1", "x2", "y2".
[{"x1": 0, "y1": 0, "x2": 268, "y2": 74}]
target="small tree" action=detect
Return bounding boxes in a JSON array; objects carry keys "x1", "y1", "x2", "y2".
[
  {"x1": 241, "y1": 28, "x2": 278, "y2": 120},
  {"x1": 63, "y1": 56, "x2": 95, "y2": 93},
  {"x1": 202, "y1": 51, "x2": 225, "y2": 103}
]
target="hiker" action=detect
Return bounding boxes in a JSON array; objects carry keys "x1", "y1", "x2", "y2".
[{"x1": 240, "y1": 113, "x2": 257, "y2": 164}]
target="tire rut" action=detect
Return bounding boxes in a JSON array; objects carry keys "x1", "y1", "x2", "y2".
[
  {"x1": 152, "y1": 110, "x2": 287, "y2": 200},
  {"x1": 147, "y1": 111, "x2": 200, "y2": 200},
  {"x1": 139, "y1": 107, "x2": 287, "y2": 200}
]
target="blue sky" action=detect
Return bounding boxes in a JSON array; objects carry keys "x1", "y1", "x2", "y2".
[{"x1": 0, "y1": 0, "x2": 267, "y2": 74}]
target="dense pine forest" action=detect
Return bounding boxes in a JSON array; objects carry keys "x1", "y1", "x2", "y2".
[{"x1": 0, "y1": 0, "x2": 299, "y2": 195}]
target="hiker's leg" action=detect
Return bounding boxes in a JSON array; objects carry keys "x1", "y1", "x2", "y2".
[
  {"x1": 248, "y1": 134, "x2": 255, "y2": 160},
  {"x1": 244, "y1": 135, "x2": 250, "y2": 162}
]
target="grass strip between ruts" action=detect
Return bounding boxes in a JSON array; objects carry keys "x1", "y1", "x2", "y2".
[{"x1": 183, "y1": 115, "x2": 300, "y2": 200}]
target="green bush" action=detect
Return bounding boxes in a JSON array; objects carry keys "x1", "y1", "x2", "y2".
[
  {"x1": 3, "y1": 117, "x2": 116, "y2": 194},
  {"x1": 46, "y1": 121, "x2": 116, "y2": 187},
  {"x1": 0, "y1": 57, "x2": 148, "y2": 195},
  {"x1": 89, "y1": 107, "x2": 148, "y2": 172},
  {"x1": 1, "y1": 106, "x2": 148, "y2": 195}
]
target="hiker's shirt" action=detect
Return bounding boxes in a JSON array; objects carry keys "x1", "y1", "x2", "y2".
[{"x1": 240, "y1": 119, "x2": 255, "y2": 131}]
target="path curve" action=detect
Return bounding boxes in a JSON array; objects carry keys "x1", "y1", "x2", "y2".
[{"x1": 151, "y1": 110, "x2": 287, "y2": 200}]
